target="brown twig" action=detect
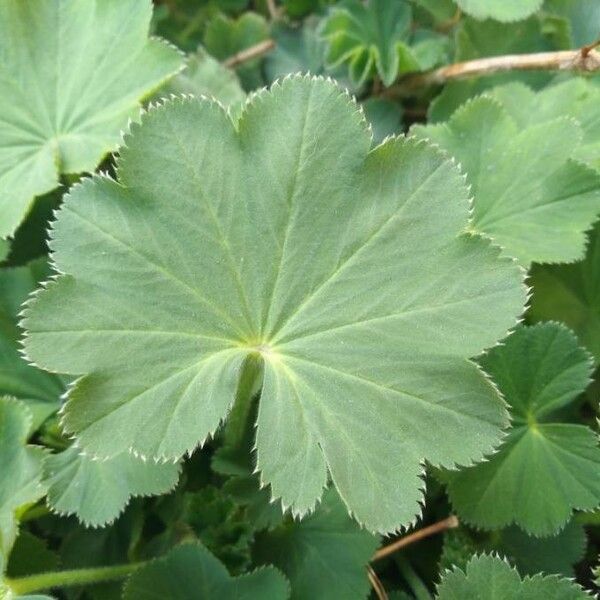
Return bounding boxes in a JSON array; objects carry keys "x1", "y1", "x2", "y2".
[
  {"x1": 385, "y1": 43, "x2": 600, "y2": 97},
  {"x1": 266, "y1": 0, "x2": 279, "y2": 20},
  {"x1": 367, "y1": 566, "x2": 389, "y2": 600},
  {"x1": 223, "y1": 39, "x2": 276, "y2": 68},
  {"x1": 373, "y1": 515, "x2": 459, "y2": 561}
]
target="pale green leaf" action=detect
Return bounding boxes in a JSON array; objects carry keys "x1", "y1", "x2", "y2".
[
  {"x1": 530, "y1": 221, "x2": 600, "y2": 363},
  {"x1": 412, "y1": 96, "x2": 600, "y2": 265},
  {"x1": 321, "y1": 0, "x2": 422, "y2": 86},
  {"x1": 436, "y1": 554, "x2": 591, "y2": 599},
  {"x1": 0, "y1": 0, "x2": 183, "y2": 239},
  {"x1": 159, "y1": 47, "x2": 246, "y2": 111},
  {"x1": 545, "y1": 0, "x2": 600, "y2": 46},
  {"x1": 0, "y1": 262, "x2": 63, "y2": 431},
  {"x1": 447, "y1": 323, "x2": 600, "y2": 535},
  {"x1": 254, "y1": 489, "x2": 379, "y2": 600},
  {"x1": 454, "y1": 0, "x2": 543, "y2": 22},
  {"x1": 0, "y1": 397, "x2": 45, "y2": 560},
  {"x1": 122, "y1": 541, "x2": 289, "y2": 600},
  {"x1": 42, "y1": 447, "x2": 180, "y2": 527},
  {"x1": 23, "y1": 76, "x2": 526, "y2": 533}
]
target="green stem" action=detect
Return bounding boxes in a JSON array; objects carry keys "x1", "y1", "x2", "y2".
[
  {"x1": 19, "y1": 503, "x2": 51, "y2": 523},
  {"x1": 7, "y1": 562, "x2": 146, "y2": 595},
  {"x1": 396, "y1": 557, "x2": 432, "y2": 600}
]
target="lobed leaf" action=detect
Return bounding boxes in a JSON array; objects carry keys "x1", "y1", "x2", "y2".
[
  {"x1": 447, "y1": 323, "x2": 600, "y2": 535},
  {"x1": 454, "y1": 0, "x2": 543, "y2": 23},
  {"x1": 23, "y1": 76, "x2": 526, "y2": 533}
]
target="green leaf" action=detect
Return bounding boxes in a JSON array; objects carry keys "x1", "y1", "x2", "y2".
[
  {"x1": 428, "y1": 17, "x2": 553, "y2": 123},
  {"x1": 0, "y1": 0, "x2": 183, "y2": 239},
  {"x1": 0, "y1": 397, "x2": 45, "y2": 562},
  {"x1": 159, "y1": 47, "x2": 246, "y2": 113},
  {"x1": 42, "y1": 447, "x2": 181, "y2": 527},
  {"x1": 361, "y1": 98, "x2": 403, "y2": 146},
  {"x1": 6, "y1": 532, "x2": 59, "y2": 578},
  {"x1": 447, "y1": 323, "x2": 600, "y2": 535},
  {"x1": 454, "y1": 0, "x2": 543, "y2": 23},
  {"x1": 122, "y1": 541, "x2": 289, "y2": 599},
  {"x1": 530, "y1": 221, "x2": 600, "y2": 363},
  {"x1": 203, "y1": 12, "x2": 269, "y2": 90},
  {"x1": 0, "y1": 262, "x2": 63, "y2": 431},
  {"x1": 436, "y1": 554, "x2": 591, "y2": 599},
  {"x1": 23, "y1": 76, "x2": 526, "y2": 533},
  {"x1": 254, "y1": 489, "x2": 379, "y2": 600},
  {"x1": 544, "y1": 0, "x2": 600, "y2": 46},
  {"x1": 412, "y1": 96, "x2": 600, "y2": 265},
  {"x1": 321, "y1": 0, "x2": 425, "y2": 86}
]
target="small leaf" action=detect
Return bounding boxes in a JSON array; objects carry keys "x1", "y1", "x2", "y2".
[
  {"x1": 0, "y1": 0, "x2": 183, "y2": 239},
  {"x1": 454, "y1": 0, "x2": 543, "y2": 23},
  {"x1": 0, "y1": 397, "x2": 45, "y2": 561},
  {"x1": 530, "y1": 222, "x2": 600, "y2": 363},
  {"x1": 42, "y1": 447, "x2": 181, "y2": 527},
  {"x1": 254, "y1": 489, "x2": 379, "y2": 600},
  {"x1": 122, "y1": 541, "x2": 289, "y2": 599},
  {"x1": 447, "y1": 323, "x2": 600, "y2": 535},
  {"x1": 436, "y1": 554, "x2": 591, "y2": 599},
  {"x1": 23, "y1": 76, "x2": 526, "y2": 533},
  {"x1": 321, "y1": 0, "x2": 423, "y2": 86},
  {"x1": 413, "y1": 96, "x2": 600, "y2": 265}
]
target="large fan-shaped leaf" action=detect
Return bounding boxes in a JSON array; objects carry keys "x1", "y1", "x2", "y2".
[
  {"x1": 447, "y1": 323, "x2": 600, "y2": 535},
  {"x1": 122, "y1": 542, "x2": 289, "y2": 600},
  {"x1": 0, "y1": 0, "x2": 182, "y2": 238},
  {"x1": 23, "y1": 76, "x2": 526, "y2": 533},
  {"x1": 412, "y1": 96, "x2": 600, "y2": 265},
  {"x1": 42, "y1": 447, "x2": 180, "y2": 527},
  {"x1": 454, "y1": 0, "x2": 543, "y2": 23},
  {"x1": 254, "y1": 489, "x2": 379, "y2": 600},
  {"x1": 437, "y1": 554, "x2": 591, "y2": 599},
  {"x1": 0, "y1": 398, "x2": 45, "y2": 561}
]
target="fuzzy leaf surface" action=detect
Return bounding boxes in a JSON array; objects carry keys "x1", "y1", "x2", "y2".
[
  {"x1": 42, "y1": 447, "x2": 180, "y2": 527},
  {"x1": 0, "y1": 0, "x2": 182, "y2": 238},
  {"x1": 23, "y1": 76, "x2": 526, "y2": 533},
  {"x1": 123, "y1": 541, "x2": 289, "y2": 599},
  {"x1": 413, "y1": 96, "x2": 600, "y2": 265},
  {"x1": 254, "y1": 489, "x2": 379, "y2": 600},
  {"x1": 447, "y1": 323, "x2": 600, "y2": 535},
  {"x1": 437, "y1": 554, "x2": 591, "y2": 599}
]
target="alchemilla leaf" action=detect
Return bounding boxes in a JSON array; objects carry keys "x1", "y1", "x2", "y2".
[
  {"x1": 454, "y1": 0, "x2": 543, "y2": 23},
  {"x1": 0, "y1": 0, "x2": 183, "y2": 239},
  {"x1": 437, "y1": 554, "x2": 591, "y2": 599},
  {"x1": 42, "y1": 447, "x2": 180, "y2": 527},
  {"x1": 447, "y1": 323, "x2": 600, "y2": 535},
  {"x1": 412, "y1": 96, "x2": 600, "y2": 266},
  {"x1": 123, "y1": 541, "x2": 289, "y2": 600},
  {"x1": 23, "y1": 76, "x2": 526, "y2": 533}
]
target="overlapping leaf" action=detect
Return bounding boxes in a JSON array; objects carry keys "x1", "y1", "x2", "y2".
[
  {"x1": 254, "y1": 489, "x2": 379, "y2": 600},
  {"x1": 0, "y1": 398, "x2": 45, "y2": 563},
  {"x1": 437, "y1": 554, "x2": 591, "y2": 599},
  {"x1": 0, "y1": 0, "x2": 183, "y2": 239},
  {"x1": 530, "y1": 222, "x2": 600, "y2": 363},
  {"x1": 23, "y1": 76, "x2": 526, "y2": 533},
  {"x1": 321, "y1": 0, "x2": 447, "y2": 86},
  {"x1": 447, "y1": 323, "x2": 600, "y2": 535},
  {"x1": 123, "y1": 542, "x2": 289, "y2": 599},
  {"x1": 412, "y1": 96, "x2": 600, "y2": 265},
  {"x1": 42, "y1": 447, "x2": 180, "y2": 527},
  {"x1": 454, "y1": 0, "x2": 543, "y2": 23}
]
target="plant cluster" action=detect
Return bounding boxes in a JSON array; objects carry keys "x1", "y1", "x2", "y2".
[{"x1": 1, "y1": 0, "x2": 600, "y2": 598}]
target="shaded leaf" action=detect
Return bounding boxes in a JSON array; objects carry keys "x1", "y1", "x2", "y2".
[
  {"x1": 0, "y1": 0, "x2": 182, "y2": 238},
  {"x1": 447, "y1": 323, "x2": 600, "y2": 535},
  {"x1": 122, "y1": 541, "x2": 289, "y2": 599},
  {"x1": 23, "y1": 76, "x2": 525, "y2": 533}
]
